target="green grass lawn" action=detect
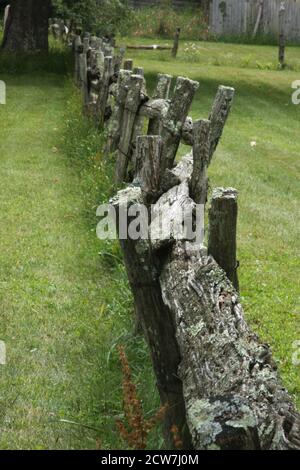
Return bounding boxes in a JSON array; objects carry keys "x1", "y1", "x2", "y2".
[
  {"x1": 120, "y1": 36, "x2": 300, "y2": 71},
  {"x1": 0, "y1": 39, "x2": 299, "y2": 450},
  {"x1": 0, "y1": 73, "x2": 159, "y2": 449}
]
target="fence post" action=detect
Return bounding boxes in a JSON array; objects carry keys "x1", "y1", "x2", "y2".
[
  {"x1": 123, "y1": 59, "x2": 133, "y2": 71},
  {"x1": 111, "y1": 136, "x2": 192, "y2": 450},
  {"x1": 134, "y1": 135, "x2": 163, "y2": 201},
  {"x1": 172, "y1": 27, "x2": 181, "y2": 58},
  {"x1": 78, "y1": 45, "x2": 89, "y2": 110},
  {"x1": 208, "y1": 85, "x2": 235, "y2": 163},
  {"x1": 208, "y1": 187, "x2": 239, "y2": 290},
  {"x1": 160, "y1": 77, "x2": 199, "y2": 171},
  {"x1": 106, "y1": 69, "x2": 132, "y2": 154},
  {"x1": 96, "y1": 56, "x2": 113, "y2": 127},
  {"x1": 74, "y1": 34, "x2": 82, "y2": 86},
  {"x1": 115, "y1": 75, "x2": 144, "y2": 183},
  {"x1": 148, "y1": 73, "x2": 172, "y2": 135},
  {"x1": 190, "y1": 119, "x2": 211, "y2": 205},
  {"x1": 279, "y1": 2, "x2": 286, "y2": 68}
]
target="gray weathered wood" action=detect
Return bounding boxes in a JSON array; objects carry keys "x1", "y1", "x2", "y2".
[
  {"x1": 160, "y1": 240, "x2": 300, "y2": 450},
  {"x1": 190, "y1": 119, "x2": 211, "y2": 205},
  {"x1": 111, "y1": 185, "x2": 192, "y2": 450},
  {"x1": 121, "y1": 44, "x2": 172, "y2": 51},
  {"x1": 134, "y1": 136, "x2": 163, "y2": 202},
  {"x1": 90, "y1": 35, "x2": 98, "y2": 49},
  {"x1": 210, "y1": 0, "x2": 300, "y2": 43},
  {"x1": 133, "y1": 67, "x2": 144, "y2": 76},
  {"x1": 82, "y1": 36, "x2": 90, "y2": 54},
  {"x1": 161, "y1": 77, "x2": 199, "y2": 171},
  {"x1": 78, "y1": 47, "x2": 89, "y2": 110},
  {"x1": 95, "y1": 50, "x2": 104, "y2": 75},
  {"x1": 106, "y1": 69, "x2": 132, "y2": 154},
  {"x1": 252, "y1": 0, "x2": 263, "y2": 38},
  {"x1": 74, "y1": 35, "x2": 82, "y2": 86},
  {"x1": 115, "y1": 75, "x2": 144, "y2": 183},
  {"x1": 96, "y1": 56, "x2": 113, "y2": 127},
  {"x1": 148, "y1": 74, "x2": 172, "y2": 135},
  {"x1": 153, "y1": 73, "x2": 173, "y2": 100},
  {"x1": 279, "y1": 2, "x2": 286, "y2": 67},
  {"x1": 123, "y1": 58, "x2": 133, "y2": 71},
  {"x1": 208, "y1": 85, "x2": 235, "y2": 163},
  {"x1": 130, "y1": 75, "x2": 147, "y2": 174},
  {"x1": 181, "y1": 116, "x2": 194, "y2": 146},
  {"x1": 208, "y1": 187, "x2": 239, "y2": 290},
  {"x1": 149, "y1": 180, "x2": 196, "y2": 252},
  {"x1": 172, "y1": 27, "x2": 181, "y2": 58}
]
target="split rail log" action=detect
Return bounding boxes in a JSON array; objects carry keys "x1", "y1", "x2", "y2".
[
  {"x1": 122, "y1": 45, "x2": 172, "y2": 51},
  {"x1": 112, "y1": 133, "x2": 300, "y2": 450},
  {"x1": 116, "y1": 26, "x2": 181, "y2": 58}
]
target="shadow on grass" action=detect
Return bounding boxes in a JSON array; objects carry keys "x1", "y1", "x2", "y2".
[{"x1": 0, "y1": 45, "x2": 71, "y2": 75}]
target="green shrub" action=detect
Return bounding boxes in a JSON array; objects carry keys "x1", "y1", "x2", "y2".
[
  {"x1": 52, "y1": 0, "x2": 133, "y2": 37},
  {"x1": 122, "y1": 2, "x2": 209, "y2": 40}
]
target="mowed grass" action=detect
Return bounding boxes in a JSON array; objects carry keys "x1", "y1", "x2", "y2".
[
  {"x1": 0, "y1": 73, "x2": 159, "y2": 449},
  {"x1": 120, "y1": 36, "x2": 300, "y2": 71},
  {"x1": 123, "y1": 40, "x2": 300, "y2": 407}
]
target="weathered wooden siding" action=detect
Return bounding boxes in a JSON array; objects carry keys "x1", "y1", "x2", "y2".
[{"x1": 210, "y1": 0, "x2": 300, "y2": 42}]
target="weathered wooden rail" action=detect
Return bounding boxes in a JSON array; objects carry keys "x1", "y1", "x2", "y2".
[
  {"x1": 74, "y1": 33, "x2": 300, "y2": 450},
  {"x1": 115, "y1": 26, "x2": 181, "y2": 58}
]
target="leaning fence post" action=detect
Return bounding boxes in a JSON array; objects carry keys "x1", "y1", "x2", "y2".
[
  {"x1": 172, "y1": 27, "x2": 181, "y2": 58},
  {"x1": 160, "y1": 76, "x2": 199, "y2": 171},
  {"x1": 208, "y1": 187, "x2": 239, "y2": 290},
  {"x1": 279, "y1": 2, "x2": 286, "y2": 68},
  {"x1": 190, "y1": 119, "x2": 211, "y2": 205},
  {"x1": 208, "y1": 85, "x2": 235, "y2": 164}
]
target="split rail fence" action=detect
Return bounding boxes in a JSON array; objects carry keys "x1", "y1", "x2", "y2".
[{"x1": 74, "y1": 33, "x2": 300, "y2": 450}]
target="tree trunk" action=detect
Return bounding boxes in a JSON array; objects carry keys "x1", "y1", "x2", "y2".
[{"x1": 2, "y1": 0, "x2": 50, "y2": 52}]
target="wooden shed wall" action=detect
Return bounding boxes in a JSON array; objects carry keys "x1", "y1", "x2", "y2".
[{"x1": 210, "y1": 0, "x2": 300, "y2": 41}]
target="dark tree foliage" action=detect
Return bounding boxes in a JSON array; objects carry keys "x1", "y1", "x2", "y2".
[
  {"x1": 2, "y1": 0, "x2": 51, "y2": 52},
  {"x1": 51, "y1": 0, "x2": 132, "y2": 37}
]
